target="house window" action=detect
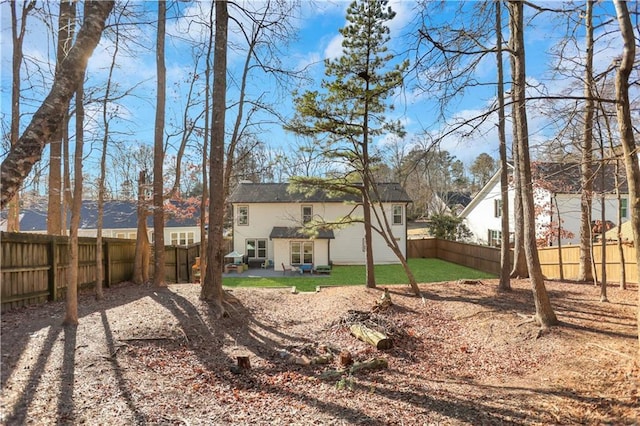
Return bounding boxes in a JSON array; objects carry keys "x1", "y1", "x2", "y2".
[
  {"x1": 237, "y1": 206, "x2": 249, "y2": 225},
  {"x1": 115, "y1": 232, "x2": 126, "y2": 239},
  {"x1": 620, "y1": 198, "x2": 628, "y2": 218},
  {"x1": 494, "y1": 199, "x2": 502, "y2": 217},
  {"x1": 488, "y1": 229, "x2": 501, "y2": 247},
  {"x1": 245, "y1": 238, "x2": 267, "y2": 259},
  {"x1": 302, "y1": 205, "x2": 313, "y2": 224},
  {"x1": 171, "y1": 232, "x2": 194, "y2": 246},
  {"x1": 392, "y1": 204, "x2": 403, "y2": 225},
  {"x1": 291, "y1": 241, "x2": 313, "y2": 264}
]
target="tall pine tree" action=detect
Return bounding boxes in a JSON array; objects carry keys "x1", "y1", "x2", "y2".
[{"x1": 287, "y1": 0, "x2": 416, "y2": 292}]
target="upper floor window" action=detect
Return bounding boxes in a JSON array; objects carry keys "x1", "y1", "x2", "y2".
[
  {"x1": 302, "y1": 205, "x2": 313, "y2": 224},
  {"x1": 620, "y1": 198, "x2": 628, "y2": 218},
  {"x1": 238, "y1": 205, "x2": 249, "y2": 226},
  {"x1": 392, "y1": 204, "x2": 403, "y2": 225},
  {"x1": 494, "y1": 199, "x2": 502, "y2": 217}
]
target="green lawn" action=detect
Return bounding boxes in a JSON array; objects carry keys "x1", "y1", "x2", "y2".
[{"x1": 222, "y1": 258, "x2": 496, "y2": 292}]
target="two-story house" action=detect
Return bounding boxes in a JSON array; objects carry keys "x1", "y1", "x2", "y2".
[
  {"x1": 227, "y1": 182, "x2": 412, "y2": 271},
  {"x1": 460, "y1": 162, "x2": 629, "y2": 246}
]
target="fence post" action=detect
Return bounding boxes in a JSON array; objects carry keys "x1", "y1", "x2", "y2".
[
  {"x1": 104, "y1": 240, "x2": 111, "y2": 288},
  {"x1": 48, "y1": 239, "x2": 58, "y2": 301}
]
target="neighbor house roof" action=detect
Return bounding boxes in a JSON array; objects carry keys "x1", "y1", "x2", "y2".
[
  {"x1": 228, "y1": 182, "x2": 412, "y2": 204},
  {"x1": 269, "y1": 226, "x2": 335, "y2": 239},
  {"x1": 532, "y1": 162, "x2": 628, "y2": 193},
  {"x1": 15, "y1": 200, "x2": 200, "y2": 232}
]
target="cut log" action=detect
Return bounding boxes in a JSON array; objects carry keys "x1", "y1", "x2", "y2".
[
  {"x1": 350, "y1": 357, "x2": 388, "y2": 374},
  {"x1": 350, "y1": 324, "x2": 392, "y2": 350}
]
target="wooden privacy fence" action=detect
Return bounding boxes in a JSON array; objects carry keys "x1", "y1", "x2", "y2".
[
  {"x1": 537, "y1": 243, "x2": 637, "y2": 284},
  {"x1": 408, "y1": 237, "x2": 637, "y2": 284},
  {"x1": 0, "y1": 232, "x2": 205, "y2": 312},
  {"x1": 1, "y1": 232, "x2": 136, "y2": 312}
]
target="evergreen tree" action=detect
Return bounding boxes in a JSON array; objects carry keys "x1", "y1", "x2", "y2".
[{"x1": 287, "y1": 0, "x2": 418, "y2": 293}]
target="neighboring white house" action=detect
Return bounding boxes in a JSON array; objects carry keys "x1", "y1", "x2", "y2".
[
  {"x1": 2, "y1": 200, "x2": 202, "y2": 245},
  {"x1": 227, "y1": 182, "x2": 412, "y2": 271},
  {"x1": 460, "y1": 162, "x2": 629, "y2": 246}
]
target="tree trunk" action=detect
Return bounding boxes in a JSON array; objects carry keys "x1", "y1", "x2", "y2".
[
  {"x1": 496, "y1": 0, "x2": 511, "y2": 292},
  {"x1": 48, "y1": 0, "x2": 74, "y2": 236},
  {"x1": 362, "y1": 73, "x2": 376, "y2": 289},
  {"x1": 63, "y1": 68, "x2": 84, "y2": 326},
  {"x1": 509, "y1": 66, "x2": 527, "y2": 279},
  {"x1": 0, "y1": 1, "x2": 115, "y2": 209},
  {"x1": 578, "y1": 0, "x2": 595, "y2": 283},
  {"x1": 198, "y1": 2, "x2": 214, "y2": 286},
  {"x1": 201, "y1": 0, "x2": 228, "y2": 313},
  {"x1": 95, "y1": 13, "x2": 121, "y2": 300},
  {"x1": 153, "y1": 0, "x2": 167, "y2": 287},
  {"x1": 133, "y1": 171, "x2": 150, "y2": 284},
  {"x1": 7, "y1": 1, "x2": 35, "y2": 232},
  {"x1": 612, "y1": 0, "x2": 639, "y2": 355},
  {"x1": 509, "y1": 0, "x2": 557, "y2": 327}
]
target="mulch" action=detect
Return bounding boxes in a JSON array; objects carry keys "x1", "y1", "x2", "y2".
[{"x1": 1, "y1": 278, "x2": 638, "y2": 425}]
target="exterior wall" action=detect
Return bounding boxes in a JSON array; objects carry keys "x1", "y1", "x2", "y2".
[
  {"x1": 551, "y1": 194, "x2": 628, "y2": 245},
  {"x1": 232, "y1": 201, "x2": 407, "y2": 269},
  {"x1": 23, "y1": 226, "x2": 202, "y2": 245},
  {"x1": 463, "y1": 177, "x2": 629, "y2": 247},
  {"x1": 463, "y1": 181, "x2": 516, "y2": 245}
]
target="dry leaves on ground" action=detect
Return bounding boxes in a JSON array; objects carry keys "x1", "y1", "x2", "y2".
[{"x1": 1, "y1": 279, "x2": 638, "y2": 425}]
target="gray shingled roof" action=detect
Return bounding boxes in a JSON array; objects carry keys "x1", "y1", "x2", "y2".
[
  {"x1": 15, "y1": 200, "x2": 200, "y2": 231},
  {"x1": 228, "y1": 182, "x2": 412, "y2": 204},
  {"x1": 269, "y1": 226, "x2": 335, "y2": 239}
]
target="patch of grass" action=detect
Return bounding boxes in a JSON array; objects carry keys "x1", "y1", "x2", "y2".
[{"x1": 222, "y1": 258, "x2": 496, "y2": 292}]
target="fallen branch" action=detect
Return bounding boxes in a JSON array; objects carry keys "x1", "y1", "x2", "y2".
[{"x1": 319, "y1": 357, "x2": 388, "y2": 381}]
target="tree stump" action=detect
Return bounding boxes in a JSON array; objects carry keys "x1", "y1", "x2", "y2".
[
  {"x1": 237, "y1": 355, "x2": 251, "y2": 370},
  {"x1": 350, "y1": 324, "x2": 392, "y2": 350},
  {"x1": 339, "y1": 350, "x2": 353, "y2": 366}
]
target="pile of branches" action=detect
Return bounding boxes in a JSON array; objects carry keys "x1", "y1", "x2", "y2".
[{"x1": 329, "y1": 309, "x2": 408, "y2": 339}]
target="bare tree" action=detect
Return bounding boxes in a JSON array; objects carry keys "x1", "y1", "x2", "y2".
[
  {"x1": 7, "y1": 1, "x2": 36, "y2": 231},
  {"x1": 48, "y1": 0, "x2": 75, "y2": 236},
  {"x1": 578, "y1": 0, "x2": 595, "y2": 283},
  {"x1": 0, "y1": 1, "x2": 115, "y2": 209},
  {"x1": 63, "y1": 67, "x2": 85, "y2": 326},
  {"x1": 508, "y1": 0, "x2": 558, "y2": 327},
  {"x1": 201, "y1": 0, "x2": 228, "y2": 311},
  {"x1": 495, "y1": 0, "x2": 510, "y2": 292},
  {"x1": 152, "y1": 0, "x2": 167, "y2": 287},
  {"x1": 611, "y1": 0, "x2": 640, "y2": 353}
]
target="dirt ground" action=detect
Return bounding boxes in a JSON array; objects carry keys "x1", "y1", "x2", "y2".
[{"x1": 1, "y1": 278, "x2": 638, "y2": 425}]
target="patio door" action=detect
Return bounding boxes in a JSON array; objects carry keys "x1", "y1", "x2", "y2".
[
  {"x1": 291, "y1": 241, "x2": 313, "y2": 265},
  {"x1": 246, "y1": 238, "x2": 267, "y2": 260}
]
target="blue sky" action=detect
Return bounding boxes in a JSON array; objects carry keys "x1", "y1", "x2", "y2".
[{"x1": 0, "y1": 0, "x2": 632, "y2": 191}]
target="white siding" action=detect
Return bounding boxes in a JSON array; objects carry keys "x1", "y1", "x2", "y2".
[{"x1": 232, "y1": 201, "x2": 407, "y2": 269}]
